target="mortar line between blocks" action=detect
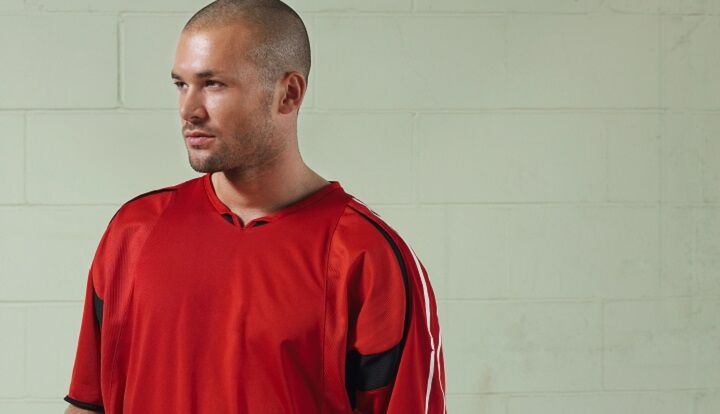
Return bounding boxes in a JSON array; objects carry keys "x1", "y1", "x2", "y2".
[
  {"x1": 411, "y1": 112, "x2": 418, "y2": 205},
  {"x1": 23, "y1": 308, "x2": 28, "y2": 397},
  {"x1": 600, "y1": 299, "x2": 605, "y2": 390},
  {"x1": 657, "y1": 10, "x2": 664, "y2": 297},
  {"x1": 604, "y1": 117, "x2": 610, "y2": 202},
  {"x1": 117, "y1": 13, "x2": 123, "y2": 107},
  {"x1": 23, "y1": 111, "x2": 27, "y2": 205}
]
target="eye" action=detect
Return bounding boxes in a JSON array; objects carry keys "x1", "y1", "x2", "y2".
[{"x1": 172, "y1": 80, "x2": 223, "y2": 90}]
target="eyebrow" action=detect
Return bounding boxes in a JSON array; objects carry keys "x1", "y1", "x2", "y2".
[{"x1": 170, "y1": 70, "x2": 223, "y2": 80}]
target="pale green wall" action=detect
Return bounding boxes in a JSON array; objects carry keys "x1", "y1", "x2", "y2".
[{"x1": 1, "y1": 0, "x2": 719, "y2": 413}]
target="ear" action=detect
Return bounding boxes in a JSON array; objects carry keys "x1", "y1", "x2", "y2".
[{"x1": 277, "y1": 71, "x2": 306, "y2": 115}]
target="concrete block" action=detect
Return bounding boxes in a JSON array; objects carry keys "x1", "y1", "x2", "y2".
[
  {"x1": 315, "y1": 16, "x2": 507, "y2": 109},
  {"x1": 0, "y1": 113, "x2": 25, "y2": 204},
  {"x1": 0, "y1": 14, "x2": 117, "y2": 109},
  {"x1": 604, "y1": 298, "x2": 720, "y2": 389},
  {"x1": 442, "y1": 300, "x2": 602, "y2": 393}
]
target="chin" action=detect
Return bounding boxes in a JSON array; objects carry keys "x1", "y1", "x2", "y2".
[{"x1": 187, "y1": 155, "x2": 210, "y2": 173}]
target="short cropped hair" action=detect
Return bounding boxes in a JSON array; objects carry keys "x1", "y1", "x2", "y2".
[{"x1": 183, "y1": 0, "x2": 311, "y2": 92}]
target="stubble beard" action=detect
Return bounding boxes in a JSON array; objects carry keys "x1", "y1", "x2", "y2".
[{"x1": 187, "y1": 93, "x2": 283, "y2": 176}]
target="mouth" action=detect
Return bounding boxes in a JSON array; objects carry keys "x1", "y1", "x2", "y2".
[{"x1": 185, "y1": 136, "x2": 214, "y2": 146}]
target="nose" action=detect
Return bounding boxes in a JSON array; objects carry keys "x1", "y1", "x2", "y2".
[{"x1": 179, "y1": 87, "x2": 208, "y2": 123}]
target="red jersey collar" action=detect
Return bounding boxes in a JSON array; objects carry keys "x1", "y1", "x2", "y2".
[{"x1": 202, "y1": 172, "x2": 342, "y2": 224}]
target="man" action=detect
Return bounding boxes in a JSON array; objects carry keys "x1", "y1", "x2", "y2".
[{"x1": 63, "y1": 1, "x2": 445, "y2": 413}]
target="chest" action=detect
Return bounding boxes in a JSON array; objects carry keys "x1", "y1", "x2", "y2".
[{"x1": 129, "y1": 215, "x2": 329, "y2": 347}]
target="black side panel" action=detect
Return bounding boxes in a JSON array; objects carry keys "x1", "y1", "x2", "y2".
[
  {"x1": 92, "y1": 286, "x2": 103, "y2": 328},
  {"x1": 345, "y1": 350, "x2": 359, "y2": 409},
  {"x1": 345, "y1": 343, "x2": 403, "y2": 397}
]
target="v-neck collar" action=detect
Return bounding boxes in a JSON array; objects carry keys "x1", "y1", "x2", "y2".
[{"x1": 202, "y1": 172, "x2": 342, "y2": 228}]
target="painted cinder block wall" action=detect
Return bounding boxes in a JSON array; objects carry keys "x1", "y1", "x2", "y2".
[{"x1": 1, "y1": 0, "x2": 719, "y2": 413}]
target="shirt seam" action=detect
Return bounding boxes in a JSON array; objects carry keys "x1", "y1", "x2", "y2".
[{"x1": 322, "y1": 198, "x2": 352, "y2": 414}]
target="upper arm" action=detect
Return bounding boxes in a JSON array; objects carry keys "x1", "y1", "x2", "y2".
[{"x1": 337, "y1": 201, "x2": 446, "y2": 413}]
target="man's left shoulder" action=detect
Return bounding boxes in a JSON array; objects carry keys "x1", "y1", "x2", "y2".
[{"x1": 331, "y1": 195, "x2": 416, "y2": 264}]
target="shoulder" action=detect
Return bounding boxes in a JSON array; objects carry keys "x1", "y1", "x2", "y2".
[
  {"x1": 105, "y1": 173, "x2": 211, "y2": 233},
  {"x1": 107, "y1": 174, "x2": 208, "y2": 228},
  {"x1": 330, "y1": 195, "x2": 418, "y2": 292},
  {"x1": 95, "y1": 182, "x2": 180, "y2": 251},
  {"x1": 331, "y1": 195, "x2": 430, "y2": 300},
  {"x1": 90, "y1": 184, "x2": 179, "y2": 289},
  {"x1": 107, "y1": 184, "x2": 179, "y2": 230},
  {"x1": 97, "y1": 177, "x2": 197, "y2": 247},
  {"x1": 333, "y1": 196, "x2": 413, "y2": 259}
]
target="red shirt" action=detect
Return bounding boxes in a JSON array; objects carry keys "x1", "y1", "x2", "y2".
[{"x1": 64, "y1": 172, "x2": 446, "y2": 413}]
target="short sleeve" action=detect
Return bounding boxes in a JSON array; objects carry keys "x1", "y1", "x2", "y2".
[
  {"x1": 343, "y1": 205, "x2": 446, "y2": 414},
  {"x1": 345, "y1": 225, "x2": 407, "y2": 413},
  {"x1": 64, "y1": 226, "x2": 111, "y2": 413},
  {"x1": 63, "y1": 186, "x2": 174, "y2": 413}
]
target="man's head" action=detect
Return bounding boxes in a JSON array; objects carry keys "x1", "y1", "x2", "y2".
[{"x1": 171, "y1": 0, "x2": 310, "y2": 175}]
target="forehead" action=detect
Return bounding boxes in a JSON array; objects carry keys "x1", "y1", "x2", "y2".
[{"x1": 173, "y1": 25, "x2": 255, "y2": 76}]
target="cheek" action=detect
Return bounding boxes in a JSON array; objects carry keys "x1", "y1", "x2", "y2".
[{"x1": 207, "y1": 96, "x2": 251, "y2": 123}]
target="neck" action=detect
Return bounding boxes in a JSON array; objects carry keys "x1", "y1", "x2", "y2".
[{"x1": 210, "y1": 153, "x2": 329, "y2": 220}]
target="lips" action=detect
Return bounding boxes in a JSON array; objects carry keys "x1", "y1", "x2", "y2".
[
  {"x1": 185, "y1": 135, "x2": 214, "y2": 146},
  {"x1": 184, "y1": 130, "x2": 214, "y2": 146},
  {"x1": 184, "y1": 130, "x2": 214, "y2": 138}
]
